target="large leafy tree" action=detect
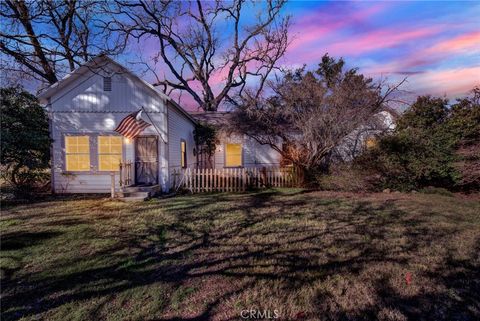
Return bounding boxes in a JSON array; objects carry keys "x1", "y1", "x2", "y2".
[
  {"x1": 229, "y1": 54, "x2": 403, "y2": 181},
  {"x1": 1, "y1": 87, "x2": 51, "y2": 192}
]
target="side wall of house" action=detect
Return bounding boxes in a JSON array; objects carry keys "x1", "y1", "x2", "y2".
[
  {"x1": 213, "y1": 133, "x2": 282, "y2": 168},
  {"x1": 167, "y1": 103, "x2": 196, "y2": 189},
  {"x1": 49, "y1": 63, "x2": 169, "y2": 193}
]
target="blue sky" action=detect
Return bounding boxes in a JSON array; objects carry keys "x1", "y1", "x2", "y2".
[
  {"x1": 280, "y1": 1, "x2": 479, "y2": 99},
  {"x1": 10, "y1": 1, "x2": 477, "y2": 107},
  {"x1": 127, "y1": 0, "x2": 479, "y2": 109}
]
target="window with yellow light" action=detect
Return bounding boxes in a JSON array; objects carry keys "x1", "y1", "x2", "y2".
[
  {"x1": 98, "y1": 136, "x2": 123, "y2": 171},
  {"x1": 65, "y1": 136, "x2": 90, "y2": 171},
  {"x1": 180, "y1": 140, "x2": 187, "y2": 168},
  {"x1": 366, "y1": 137, "x2": 377, "y2": 149},
  {"x1": 225, "y1": 143, "x2": 242, "y2": 167}
]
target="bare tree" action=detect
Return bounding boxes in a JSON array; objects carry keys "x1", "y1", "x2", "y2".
[
  {"x1": 229, "y1": 55, "x2": 406, "y2": 181},
  {"x1": 0, "y1": 0, "x2": 120, "y2": 87},
  {"x1": 103, "y1": 0, "x2": 289, "y2": 111}
]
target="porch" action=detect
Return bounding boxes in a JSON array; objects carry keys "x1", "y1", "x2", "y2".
[
  {"x1": 117, "y1": 161, "x2": 300, "y2": 198},
  {"x1": 117, "y1": 161, "x2": 160, "y2": 201}
]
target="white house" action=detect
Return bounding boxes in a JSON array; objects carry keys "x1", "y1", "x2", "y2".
[
  {"x1": 39, "y1": 55, "x2": 395, "y2": 196},
  {"x1": 190, "y1": 112, "x2": 283, "y2": 169},
  {"x1": 39, "y1": 55, "x2": 198, "y2": 195},
  {"x1": 39, "y1": 55, "x2": 283, "y2": 196}
]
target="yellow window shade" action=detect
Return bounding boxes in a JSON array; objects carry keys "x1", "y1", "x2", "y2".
[
  {"x1": 65, "y1": 136, "x2": 89, "y2": 153},
  {"x1": 66, "y1": 155, "x2": 90, "y2": 171},
  {"x1": 366, "y1": 137, "x2": 377, "y2": 149},
  {"x1": 98, "y1": 136, "x2": 122, "y2": 171},
  {"x1": 98, "y1": 136, "x2": 122, "y2": 153},
  {"x1": 225, "y1": 143, "x2": 242, "y2": 167},
  {"x1": 65, "y1": 136, "x2": 90, "y2": 171},
  {"x1": 180, "y1": 140, "x2": 186, "y2": 168},
  {"x1": 99, "y1": 155, "x2": 122, "y2": 171}
]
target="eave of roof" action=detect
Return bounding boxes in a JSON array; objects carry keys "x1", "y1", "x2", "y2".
[
  {"x1": 189, "y1": 111, "x2": 231, "y2": 126},
  {"x1": 38, "y1": 54, "x2": 196, "y2": 124}
]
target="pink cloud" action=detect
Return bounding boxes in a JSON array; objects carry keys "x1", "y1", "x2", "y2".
[
  {"x1": 289, "y1": 25, "x2": 335, "y2": 51},
  {"x1": 399, "y1": 31, "x2": 480, "y2": 70},
  {"x1": 327, "y1": 27, "x2": 439, "y2": 58},
  {"x1": 289, "y1": 3, "x2": 390, "y2": 51},
  {"x1": 366, "y1": 31, "x2": 480, "y2": 75},
  {"x1": 411, "y1": 66, "x2": 480, "y2": 97},
  {"x1": 424, "y1": 31, "x2": 480, "y2": 56}
]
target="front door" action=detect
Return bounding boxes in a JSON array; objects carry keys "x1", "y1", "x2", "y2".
[{"x1": 135, "y1": 136, "x2": 158, "y2": 185}]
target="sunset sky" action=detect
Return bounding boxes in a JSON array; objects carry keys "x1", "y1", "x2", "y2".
[
  {"x1": 281, "y1": 0, "x2": 479, "y2": 100},
  {"x1": 7, "y1": 1, "x2": 479, "y2": 108},
  {"x1": 131, "y1": 0, "x2": 479, "y2": 109}
]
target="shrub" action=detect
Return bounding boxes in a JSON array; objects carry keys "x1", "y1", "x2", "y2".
[
  {"x1": 447, "y1": 89, "x2": 480, "y2": 191},
  {"x1": 356, "y1": 129, "x2": 458, "y2": 191},
  {"x1": 0, "y1": 87, "x2": 51, "y2": 197},
  {"x1": 357, "y1": 89, "x2": 480, "y2": 192},
  {"x1": 454, "y1": 141, "x2": 480, "y2": 191},
  {"x1": 193, "y1": 122, "x2": 218, "y2": 168},
  {"x1": 419, "y1": 186, "x2": 454, "y2": 197},
  {"x1": 317, "y1": 164, "x2": 380, "y2": 192}
]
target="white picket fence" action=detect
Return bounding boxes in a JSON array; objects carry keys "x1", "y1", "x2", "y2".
[{"x1": 172, "y1": 167, "x2": 299, "y2": 193}]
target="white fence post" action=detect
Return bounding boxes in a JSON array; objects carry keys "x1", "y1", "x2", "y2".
[{"x1": 110, "y1": 172, "x2": 115, "y2": 198}]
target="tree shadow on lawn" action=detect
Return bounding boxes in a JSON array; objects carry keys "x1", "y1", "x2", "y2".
[
  {"x1": 1, "y1": 231, "x2": 62, "y2": 251},
  {"x1": 1, "y1": 191, "x2": 479, "y2": 321}
]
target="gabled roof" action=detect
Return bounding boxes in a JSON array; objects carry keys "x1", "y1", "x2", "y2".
[{"x1": 38, "y1": 54, "x2": 196, "y2": 124}]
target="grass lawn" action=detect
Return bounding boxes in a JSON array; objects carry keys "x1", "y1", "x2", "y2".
[{"x1": 1, "y1": 189, "x2": 479, "y2": 321}]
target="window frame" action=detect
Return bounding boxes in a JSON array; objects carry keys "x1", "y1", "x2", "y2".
[
  {"x1": 62, "y1": 132, "x2": 125, "y2": 174},
  {"x1": 97, "y1": 135, "x2": 123, "y2": 172},
  {"x1": 180, "y1": 139, "x2": 187, "y2": 169},
  {"x1": 64, "y1": 135, "x2": 91, "y2": 172},
  {"x1": 224, "y1": 143, "x2": 243, "y2": 168}
]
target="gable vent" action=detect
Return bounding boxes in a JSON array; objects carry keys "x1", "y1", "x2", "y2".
[{"x1": 103, "y1": 77, "x2": 112, "y2": 91}]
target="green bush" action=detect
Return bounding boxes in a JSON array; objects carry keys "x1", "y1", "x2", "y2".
[
  {"x1": 419, "y1": 186, "x2": 454, "y2": 197},
  {"x1": 317, "y1": 164, "x2": 379, "y2": 192},
  {"x1": 1, "y1": 87, "x2": 52, "y2": 197},
  {"x1": 357, "y1": 89, "x2": 480, "y2": 192}
]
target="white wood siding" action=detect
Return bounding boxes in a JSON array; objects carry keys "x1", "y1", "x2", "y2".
[
  {"x1": 213, "y1": 134, "x2": 282, "y2": 168},
  {"x1": 167, "y1": 104, "x2": 196, "y2": 188},
  {"x1": 50, "y1": 65, "x2": 165, "y2": 113},
  {"x1": 48, "y1": 61, "x2": 170, "y2": 193}
]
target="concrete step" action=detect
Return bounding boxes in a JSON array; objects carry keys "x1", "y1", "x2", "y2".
[
  {"x1": 122, "y1": 185, "x2": 160, "y2": 193},
  {"x1": 117, "y1": 191, "x2": 150, "y2": 198},
  {"x1": 120, "y1": 195, "x2": 149, "y2": 202},
  {"x1": 117, "y1": 185, "x2": 160, "y2": 201}
]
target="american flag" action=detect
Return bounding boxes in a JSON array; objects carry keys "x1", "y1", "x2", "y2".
[{"x1": 115, "y1": 110, "x2": 151, "y2": 139}]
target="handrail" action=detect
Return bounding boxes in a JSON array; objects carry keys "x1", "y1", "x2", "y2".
[{"x1": 119, "y1": 161, "x2": 133, "y2": 187}]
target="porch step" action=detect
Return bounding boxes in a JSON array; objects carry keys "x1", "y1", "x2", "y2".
[
  {"x1": 121, "y1": 185, "x2": 160, "y2": 193},
  {"x1": 117, "y1": 191, "x2": 150, "y2": 198},
  {"x1": 117, "y1": 184, "x2": 160, "y2": 201},
  {"x1": 121, "y1": 194, "x2": 149, "y2": 202}
]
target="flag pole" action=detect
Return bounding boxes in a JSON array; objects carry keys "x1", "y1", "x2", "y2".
[{"x1": 141, "y1": 106, "x2": 166, "y2": 144}]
